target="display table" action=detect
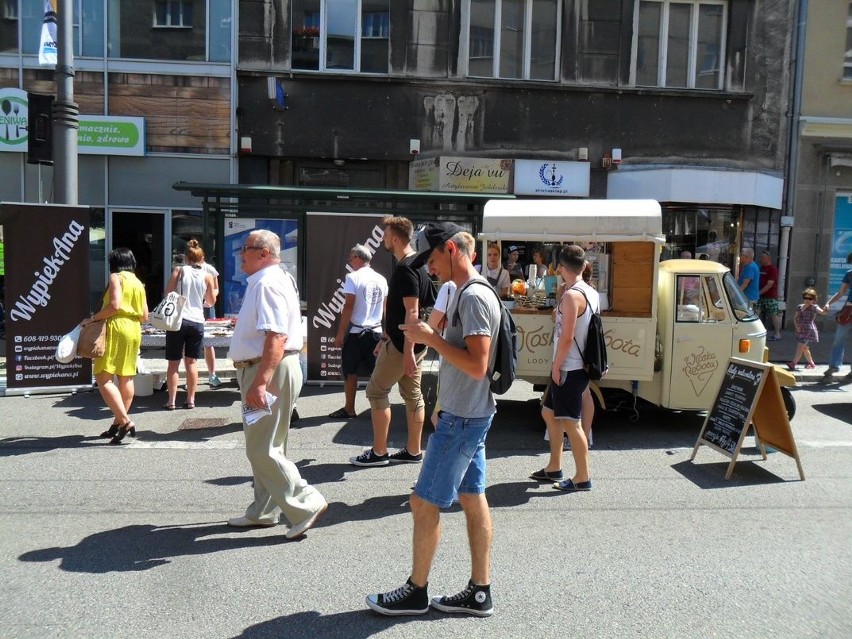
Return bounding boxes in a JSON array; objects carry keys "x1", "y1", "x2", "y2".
[{"x1": 140, "y1": 321, "x2": 233, "y2": 349}]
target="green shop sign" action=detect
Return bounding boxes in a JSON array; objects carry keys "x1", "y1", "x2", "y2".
[
  {"x1": 78, "y1": 116, "x2": 145, "y2": 156},
  {"x1": 0, "y1": 88, "x2": 145, "y2": 157}
]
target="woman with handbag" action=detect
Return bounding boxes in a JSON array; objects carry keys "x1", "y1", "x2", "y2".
[
  {"x1": 164, "y1": 240, "x2": 216, "y2": 410},
  {"x1": 80, "y1": 247, "x2": 148, "y2": 444},
  {"x1": 823, "y1": 251, "x2": 852, "y2": 381}
]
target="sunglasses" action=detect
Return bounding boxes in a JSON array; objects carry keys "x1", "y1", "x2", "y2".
[{"x1": 803, "y1": 296, "x2": 816, "y2": 301}]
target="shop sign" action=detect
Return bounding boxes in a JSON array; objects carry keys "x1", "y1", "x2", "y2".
[
  {"x1": 77, "y1": 116, "x2": 145, "y2": 156},
  {"x1": 0, "y1": 88, "x2": 145, "y2": 156},
  {"x1": 409, "y1": 156, "x2": 512, "y2": 193},
  {"x1": 514, "y1": 159, "x2": 590, "y2": 197},
  {"x1": 409, "y1": 157, "x2": 439, "y2": 191}
]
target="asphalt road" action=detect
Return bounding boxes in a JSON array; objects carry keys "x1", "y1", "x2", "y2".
[{"x1": 0, "y1": 378, "x2": 850, "y2": 639}]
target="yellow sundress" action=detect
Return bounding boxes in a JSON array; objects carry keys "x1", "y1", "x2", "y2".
[{"x1": 93, "y1": 271, "x2": 147, "y2": 377}]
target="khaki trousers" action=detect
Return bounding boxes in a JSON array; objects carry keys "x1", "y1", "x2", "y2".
[
  {"x1": 237, "y1": 354, "x2": 325, "y2": 526},
  {"x1": 365, "y1": 340, "x2": 427, "y2": 413}
]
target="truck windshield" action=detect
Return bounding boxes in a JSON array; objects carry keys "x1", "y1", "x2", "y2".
[{"x1": 722, "y1": 272, "x2": 758, "y2": 321}]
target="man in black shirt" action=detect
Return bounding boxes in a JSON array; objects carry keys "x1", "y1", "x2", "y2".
[{"x1": 351, "y1": 216, "x2": 436, "y2": 467}]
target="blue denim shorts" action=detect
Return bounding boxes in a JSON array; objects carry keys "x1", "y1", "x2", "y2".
[{"x1": 414, "y1": 411, "x2": 494, "y2": 509}]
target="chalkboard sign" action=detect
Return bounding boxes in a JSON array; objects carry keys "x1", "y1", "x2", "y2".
[
  {"x1": 699, "y1": 359, "x2": 765, "y2": 455},
  {"x1": 691, "y1": 357, "x2": 804, "y2": 480}
]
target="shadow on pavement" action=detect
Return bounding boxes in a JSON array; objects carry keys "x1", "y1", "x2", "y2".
[
  {"x1": 232, "y1": 609, "x2": 444, "y2": 639},
  {"x1": 486, "y1": 480, "x2": 572, "y2": 508},
  {"x1": 18, "y1": 522, "x2": 282, "y2": 573},
  {"x1": 313, "y1": 493, "x2": 414, "y2": 529},
  {"x1": 812, "y1": 402, "x2": 852, "y2": 422},
  {"x1": 206, "y1": 475, "x2": 253, "y2": 487},
  {"x1": 671, "y1": 458, "x2": 790, "y2": 488},
  {"x1": 0, "y1": 434, "x2": 112, "y2": 456},
  {"x1": 0, "y1": 421, "x2": 245, "y2": 456}
]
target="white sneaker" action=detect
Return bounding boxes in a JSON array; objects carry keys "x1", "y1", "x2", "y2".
[
  {"x1": 208, "y1": 374, "x2": 222, "y2": 388},
  {"x1": 286, "y1": 501, "x2": 329, "y2": 539}
]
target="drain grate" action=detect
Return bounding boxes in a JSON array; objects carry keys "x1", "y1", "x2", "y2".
[{"x1": 179, "y1": 418, "x2": 229, "y2": 430}]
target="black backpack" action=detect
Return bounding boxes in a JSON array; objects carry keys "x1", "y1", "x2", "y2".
[
  {"x1": 452, "y1": 279, "x2": 518, "y2": 395},
  {"x1": 571, "y1": 287, "x2": 609, "y2": 381}
]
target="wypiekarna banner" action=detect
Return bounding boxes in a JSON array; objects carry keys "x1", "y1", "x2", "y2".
[
  {"x1": 2, "y1": 203, "x2": 91, "y2": 391},
  {"x1": 306, "y1": 212, "x2": 393, "y2": 383}
]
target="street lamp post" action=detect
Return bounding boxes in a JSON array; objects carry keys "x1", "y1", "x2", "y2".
[{"x1": 53, "y1": 0, "x2": 78, "y2": 205}]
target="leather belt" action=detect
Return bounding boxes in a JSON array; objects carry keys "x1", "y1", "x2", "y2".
[
  {"x1": 233, "y1": 357, "x2": 262, "y2": 369},
  {"x1": 233, "y1": 351, "x2": 300, "y2": 369}
]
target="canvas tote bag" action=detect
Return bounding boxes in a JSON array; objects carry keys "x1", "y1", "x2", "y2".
[{"x1": 150, "y1": 267, "x2": 187, "y2": 331}]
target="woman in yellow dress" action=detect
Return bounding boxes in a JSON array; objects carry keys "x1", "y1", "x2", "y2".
[{"x1": 80, "y1": 248, "x2": 148, "y2": 444}]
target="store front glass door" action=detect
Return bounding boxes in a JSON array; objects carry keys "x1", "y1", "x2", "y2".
[{"x1": 108, "y1": 209, "x2": 168, "y2": 310}]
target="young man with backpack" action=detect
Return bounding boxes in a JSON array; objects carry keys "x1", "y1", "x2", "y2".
[
  {"x1": 365, "y1": 222, "x2": 501, "y2": 618},
  {"x1": 531, "y1": 244, "x2": 598, "y2": 492}
]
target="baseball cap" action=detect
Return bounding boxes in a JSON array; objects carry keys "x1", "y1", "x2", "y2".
[
  {"x1": 410, "y1": 222, "x2": 463, "y2": 269},
  {"x1": 508, "y1": 245, "x2": 519, "y2": 253}
]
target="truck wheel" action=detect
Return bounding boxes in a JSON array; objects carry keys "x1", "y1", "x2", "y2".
[{"x1": 780, "y1": 386, "x2": 796, "y2": 421}]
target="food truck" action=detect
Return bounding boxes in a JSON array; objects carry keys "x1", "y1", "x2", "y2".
[{"x1": 479, "y1": 199, "x2": 797, "y2": 420}]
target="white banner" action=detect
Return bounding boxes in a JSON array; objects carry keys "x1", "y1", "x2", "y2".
[{"x1": 38, "y1": 0, "x2": 58, "y2": 68}]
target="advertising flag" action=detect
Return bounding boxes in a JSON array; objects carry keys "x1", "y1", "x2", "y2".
[{"x1": 38, "y1": 1, "x2": 58, "y2": 68}]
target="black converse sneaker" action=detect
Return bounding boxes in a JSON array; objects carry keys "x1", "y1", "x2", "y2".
[
  {"x1": 431, "y1": 580, "x2": 493, "y2": 617},
  {"x1": 389, "y1": 448, "x2": 423, "y2": 464},
  {"x1": 349, "y1": 449, "x2": 390, "y2": 467},
  {"x1": 366, "y1": 578, "x2": 429, "y2": 616}
]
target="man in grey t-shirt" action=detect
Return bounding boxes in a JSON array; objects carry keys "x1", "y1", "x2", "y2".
[{"x1": 366, "y1": 223, "x2": 501, "y2": 619}]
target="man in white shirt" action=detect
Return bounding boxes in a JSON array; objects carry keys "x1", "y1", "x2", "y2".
[
  {"x1": 331, "y1": 244, "x2": 388, "y2": 419},
  {"x1": 227, "y1": 230, "x2": 327, "y2": 539},
  {"x1": 474, "y1": 243, "x2": 511, "y2": 296}
]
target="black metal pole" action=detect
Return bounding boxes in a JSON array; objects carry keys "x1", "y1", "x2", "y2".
[{"x1": 54, "y1": 0, "x2": 78, "y2": 205}]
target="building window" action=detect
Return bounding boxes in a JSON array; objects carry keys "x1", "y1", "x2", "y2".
[
  {"x1": 845, "y1": 2, "x2": 852, "y2": 80},
  {"x1": 467, "y1": 0, "x2": 560, "y2": 80},
  {"x1": 15, "y1": 0, "x2": 230, "y2": 62},
  {"x1": 292, "y1": 0, "x2": 389, "y2": 73},
  {"x1": 632, "y1": 0, "x2": 727, "y2": 89},
  {"x1": 3, "y1": 0, "x2": 18, "y2": 20},
  {"x1": 154, "y1": 0, "x2": 193, "y2": 28}
]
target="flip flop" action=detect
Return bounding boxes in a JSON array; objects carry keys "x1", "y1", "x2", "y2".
[
  {"x1": 164, "y1": 404, "x2": 176, "y2": 411},
  {"x1": 183, "y1": 402, "x2": 195, "y2": 410},
  {"x1": 328, "y1": 408, "x2": 356, "y2": 419}
]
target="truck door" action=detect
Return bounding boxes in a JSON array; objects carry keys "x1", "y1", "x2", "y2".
[{"x1": 668, "y1": 274, "x2": 732, "y2": 410}]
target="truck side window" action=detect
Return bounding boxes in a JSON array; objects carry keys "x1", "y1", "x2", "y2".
[
  {"x1": 676, "y1": 275, "x2": 704, "y2": 322},
  {"x1": 704, "y1": 276, "x2": 727, "y2": 321}
]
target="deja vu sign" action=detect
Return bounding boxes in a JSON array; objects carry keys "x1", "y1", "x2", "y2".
[{"x1": 1, "y1": 203, "x2": 92, "y2": 392}]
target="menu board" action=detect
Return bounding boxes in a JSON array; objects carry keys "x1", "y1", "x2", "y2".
[
  {"x1": 691, "y1": 358, "x2": 805, "y2": 481},
  {"x1": 699, "y1": 359, "x2": 766, "y2": 455}
]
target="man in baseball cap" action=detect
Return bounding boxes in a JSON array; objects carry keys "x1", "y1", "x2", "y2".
[
  {"x1": 366, "y1": 221, "x2": 501, "y2": 619},
  {"x1": 410, "y1": 222, "x2": 464, "y2": 269}
]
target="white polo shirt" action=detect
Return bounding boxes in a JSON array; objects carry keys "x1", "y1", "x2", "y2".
[{"x1": 228, "y1": 264, "x2": 302, "y2": 361}]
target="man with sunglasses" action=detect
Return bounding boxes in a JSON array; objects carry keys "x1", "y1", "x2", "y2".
[{"x1": 226, "y1": 230, "x2": 328, "y2": 538}]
